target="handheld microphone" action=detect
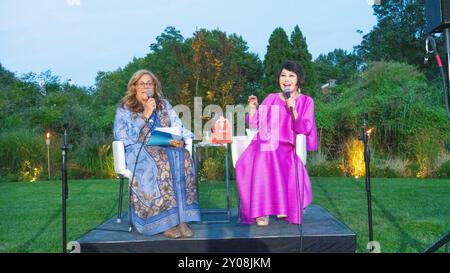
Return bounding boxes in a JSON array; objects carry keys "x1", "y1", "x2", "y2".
[
  {"x1": 283, "y1": 87, "x2": 291, "y2": 99},
  {"x1": 283, "y1": 87, "x2": 294, "y2": 112},
  {"x1": 146, "y1": 90, "x2": 154, "y2": 99}
]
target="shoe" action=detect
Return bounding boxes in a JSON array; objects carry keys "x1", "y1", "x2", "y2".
[
  {"x1": 178, "y1": 223, "x2": 194, "y2": 238},
  {"x1": 256, "y1": 216, "x2": 269, "y2": 227},
  {"x1": 163, "y1": 226, "x2": 182, "y2": 239},
  {"x1": 277, "y1": 214, "x2": 288, "y2": 219}
]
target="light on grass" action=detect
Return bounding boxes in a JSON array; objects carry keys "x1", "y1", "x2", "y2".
[
  {"x1": 21, "y1": 160, "x2": 42, "y2": 183},
  {"x1": 30, "y1": 168, "x2": 40, "y2": 182},
  {"x1": 344, "y1": 139, "x2": 365, "y2": 178},
  {"x1": 206, "y1": 90, "x2": 214, "y2": 101},
  {"x1": 416, "y1": 155, "x2": 430, "y2": 178},
  {"x1": 46, "y1": 132, "x2": 51, "y2": 178}
]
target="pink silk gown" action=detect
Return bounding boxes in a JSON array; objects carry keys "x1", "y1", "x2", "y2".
[{"x1": 235, "y1": 92, "x2": 318, "y2": 224}]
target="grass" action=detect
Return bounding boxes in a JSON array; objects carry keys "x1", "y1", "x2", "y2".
[
  {"x1": 0, "y1": 177, "x2": 449, "y2": 253},
  {"x1": 311, "y1": 177, "x2": 450, "y2": 253}
]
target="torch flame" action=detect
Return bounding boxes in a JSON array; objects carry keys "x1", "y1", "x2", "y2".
[
  {"x1": 46, "y1": 132, "x2": 50, "y2": 139},
  {"x1": 367, "y1": 128, "x2": 374, "y2": 137}
]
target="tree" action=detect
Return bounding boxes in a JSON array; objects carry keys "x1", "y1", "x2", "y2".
[
  {"x1": 94, "y1": 27, "x2": 263, "y2": 110},
  {"x1": 0, "y1": 63, "x2": 16, "y2": 88},
  {"x1": 290, "y1": 25, "x2": 317, "y2": 93},
  {"x1": 355, "y1": 0, "x2": 433, "y2": 72},
  {"x1": 314, "y1": 49, "x2": 361, "y2": 85},
  {"x1": 146, "y1": 26, "x2": 190, "y2": 99},
  {"x1": 186, "y1": 29, "x2": 262, "y2": 108},
  {"x1": 262, "y1": 27, "x2": 292, "y2": 96}
]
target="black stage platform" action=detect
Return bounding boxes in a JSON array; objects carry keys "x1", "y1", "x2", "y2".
[{"x1": 77, "y1": 205, "x2": 356, "y2": 253}]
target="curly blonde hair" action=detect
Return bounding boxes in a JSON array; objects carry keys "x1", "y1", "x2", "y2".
[{"x1": 120, "y1": 69, "x2": 164, "y2": 113}]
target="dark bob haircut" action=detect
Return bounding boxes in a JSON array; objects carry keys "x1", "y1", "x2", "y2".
[{"x1": 276, "y1": 61, "x2": 305, "y2": 88}]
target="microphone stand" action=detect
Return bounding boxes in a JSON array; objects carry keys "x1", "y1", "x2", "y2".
[
  {"x1": 358, "y1": 113, "x2": 375, "y2": 252},
  {"x1": 423, "y1": 31, "x2": 450, "y2": 253},
  {"x1": 128, "y1": 113, "x2": 154, "y2": 232},
  {"x1": 61, "y1": 124, "x2": 69, "y2": 253},
  {"x1": 285, "y1": 91, "x2": 303, "y2": 253}
]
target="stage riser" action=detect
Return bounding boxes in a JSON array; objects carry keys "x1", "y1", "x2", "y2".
[
  {"x1": 77, "y1": 205, "x2": 356, "y2": 253},
  {"x1": 80, "y1": 236, "x2": 355, "y2": 253}
]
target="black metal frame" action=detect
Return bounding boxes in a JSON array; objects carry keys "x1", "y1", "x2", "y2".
[
  {"x1": 423, "y1": 29, "x2": 450, "y2": 253},
  {"x1": 116, "y1": 175, "x2": 126, "y2": 224},
  {"x1": 193, "y1": 142, "x2": 231, "y2": 224},
  {"x1": 358, "y1": 113, "x2": 375, "y2": 252},
  {"x1": 61, "y1": 124, "x2": 69, "y2": 253}
]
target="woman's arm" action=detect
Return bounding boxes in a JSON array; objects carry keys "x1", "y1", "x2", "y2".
[
  {"x1": 164, "y1": 100, "x2": 194, "y2": 140},
  {"x1": 246, "y1": 94, "x2": 275, "y2": 129},
  {"x1": 113, "y1": 107, "x2": 151, "y2": 150},
  {"x1": 293, "y1": 97, "x2": 318, "y2": 151}
]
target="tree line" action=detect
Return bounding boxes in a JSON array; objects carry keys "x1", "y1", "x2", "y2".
[{"x1": 1, "y1": 0, "x2": 449, "y2": 181}]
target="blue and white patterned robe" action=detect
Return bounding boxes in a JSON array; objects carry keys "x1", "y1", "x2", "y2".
[{"x1": 113, "y1": 99, "x2": 200, "y2": 236}]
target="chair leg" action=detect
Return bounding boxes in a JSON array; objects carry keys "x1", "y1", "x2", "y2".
[
  {"x1": 237, "y1": 197, "x2": 241, "y2": 224},
  {"x1": 128, "y1": 179, "x2": 133, "y2": 232},
  {"x1": 117, "y1": 176, "x2": 124, "y2": 223}
]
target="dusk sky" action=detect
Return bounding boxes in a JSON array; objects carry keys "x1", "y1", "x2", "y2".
[{"x1": 0, "y1": 0, "x2": 378, "y2": 86}]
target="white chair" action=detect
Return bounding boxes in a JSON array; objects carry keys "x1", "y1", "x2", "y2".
[
  {"x1": 230, "y1": 131, "x2": 307, "y2": 223},
  {"x1": 112, "y1": 141, "x2": 131, "y2": 224},
  {"x1": 231, "y1": 131, "x2": 307, "y2": 168},
  {"x1": 112, "y1": 138, "x2": 194, "y2": 224},
  {"x1": 231, "y1": 136, "x2": 250, "y2": 168},
  {"x1": 185, "y1": 138, "x2": 193, "y2": 158},
  {"x1": 296, "y1": 134, "x2": 307, "y2": 165}
]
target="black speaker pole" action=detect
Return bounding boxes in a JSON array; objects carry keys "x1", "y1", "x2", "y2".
[
  {"x1": 423, "y1": 29, "x2": 450, "y2": 253},
  {"x1": 61, "y1": 124, "x2": 69, "y2": 253},
  {"x1": 424, "y1": 0, "x2": 450, "y2": 253},
  {"x1": 359, "y1": 113, "x2": 374, "y2": 252},
  {"x1": 364, "y1": 114, "x2": 374, "y2": 249},
  {"x1": 444, "y1": 28, "x2": 450, "y2": 123}
]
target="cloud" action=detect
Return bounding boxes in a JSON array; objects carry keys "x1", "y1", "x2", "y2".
[{"x1": 66, "y1": 0, "x2": 81, "y2": 6}]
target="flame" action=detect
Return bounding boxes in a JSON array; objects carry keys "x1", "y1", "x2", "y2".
[
  {"x1": 367, "y1": 128, "x2": 374, "y2": 138},
  {"x1": 46, "y1": 132, "x2": 50, "y2": 139}
]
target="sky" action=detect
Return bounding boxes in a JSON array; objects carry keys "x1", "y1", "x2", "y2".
[{"x1": 0, "y1": 0, "x2": 378, "y2": 87}]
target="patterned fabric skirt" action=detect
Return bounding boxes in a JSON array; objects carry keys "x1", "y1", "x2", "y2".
[{"x1": 129, "y1": 146, "x2": 200, "y2": 236}]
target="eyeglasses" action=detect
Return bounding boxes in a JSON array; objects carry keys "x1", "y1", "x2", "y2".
[{"x1": 135, "y1": 81, "x2": 154, "y2": 88}]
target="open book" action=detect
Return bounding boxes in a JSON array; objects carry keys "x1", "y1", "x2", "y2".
[{"x1": 147, "y1": 126, "x2": 182, "y2": 146}]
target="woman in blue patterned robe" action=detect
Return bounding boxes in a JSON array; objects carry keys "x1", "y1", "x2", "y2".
[{"x1": 113, "y1": 69, "x2": 200, "y2": 239}]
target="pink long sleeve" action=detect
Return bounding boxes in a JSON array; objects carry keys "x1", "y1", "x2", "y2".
[{"x1": 294, "y1": 97, "x2": 318, "y2": 151}]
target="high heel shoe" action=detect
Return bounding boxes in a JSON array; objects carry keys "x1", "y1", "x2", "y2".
[
  {"x1": 277, "y1": 214, "x2": 288, "y2": 219},
  {"x1": 256, "y1": 216, "x2": 269, "y2": 227}
]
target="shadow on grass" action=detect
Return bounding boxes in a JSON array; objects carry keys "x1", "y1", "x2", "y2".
[
  {"x1": 352, "y1": 181, "x2": 426, "y2": 252},
  {"x1": 17, "y1": 181, "x2": 95, "y2": 252},
  {"x1": 314, "y1": 179, "x2": 345, "y2": 221}
]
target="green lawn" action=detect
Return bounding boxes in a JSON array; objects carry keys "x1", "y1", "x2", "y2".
[{"x1": 0, "y1": 177, "x2": 449, "y2": 253}]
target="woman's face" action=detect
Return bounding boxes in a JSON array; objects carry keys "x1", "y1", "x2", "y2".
[
  {"x1": 135, "y1": 74, "x2": 155, "y2": 104},
  {"x1": 279, "y1": 69, "x2": 299, "y2": 92}
]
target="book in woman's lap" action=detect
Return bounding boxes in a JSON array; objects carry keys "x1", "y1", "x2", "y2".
[{"x1": 147, "y1": 126, "x2": 182, "y2": 146}]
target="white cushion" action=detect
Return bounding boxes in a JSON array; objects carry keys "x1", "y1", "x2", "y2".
[
  {"x1": 112, "y1": 141, "x2": 131, "y2": 178},
  {"x1": 231, "y1": 136, "x2": 250, "y2": 168},
  {"x1": 296, "y1": 134, "x2": 307, "y2": 165}
]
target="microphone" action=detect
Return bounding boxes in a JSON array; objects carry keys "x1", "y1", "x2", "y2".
[
  {"x1": 283, "y1": 87, "x2": 291, "y2": 99},
  {"x1": 283, "y1": 87, "x2": 294, "y2": 113},
  {"x1": 142, "y1": 90, "x2": 155, "y2": 123},
  {"x1": 146, "y1": 90, "x2": 154, "y2": 99}
]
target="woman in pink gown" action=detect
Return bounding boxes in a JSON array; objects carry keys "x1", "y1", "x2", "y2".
[{"x1": 235, "y1": 61, "x2": 318, "y2": 226}]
